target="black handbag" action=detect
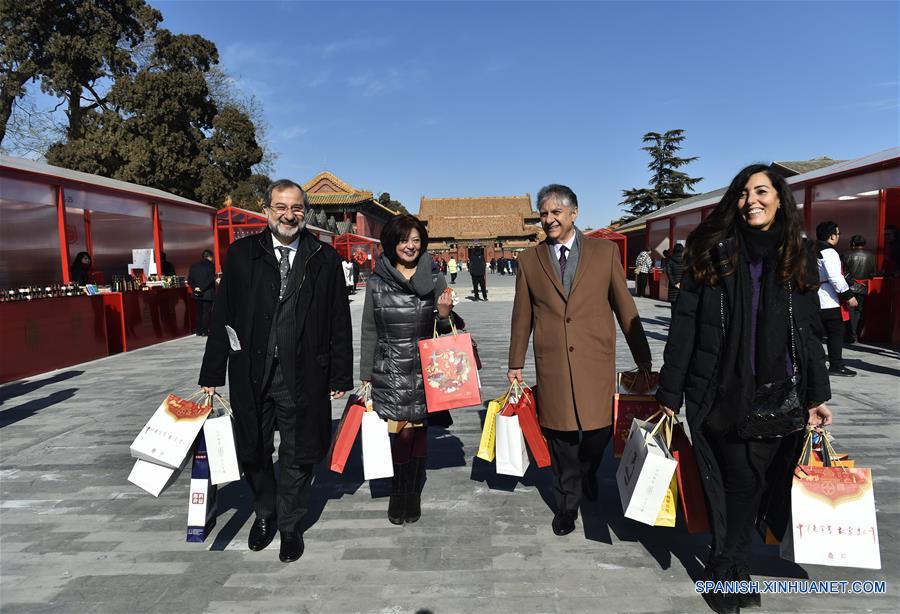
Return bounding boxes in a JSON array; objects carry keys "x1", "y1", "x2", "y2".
[{"x1": 736, "y1": 285, "x2": 807, "y2": 439}]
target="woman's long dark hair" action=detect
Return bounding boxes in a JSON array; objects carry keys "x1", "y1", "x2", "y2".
[{"x1": 686, "y1": 163, "x2": 814, "y2": 290}]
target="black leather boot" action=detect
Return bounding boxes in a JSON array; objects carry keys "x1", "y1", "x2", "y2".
[
  {"x1": 731, "y1": 563, "x2": 761, "y2": 609},
  {"x1": 702, "y1": 559, "x2": 741, "y2": 614},
  {"x1": 405, "y1": 456, "x2": 425, "y2": 523},
  {"x1": 388, "y1": 462, "x2": 405, "y2": 525}
]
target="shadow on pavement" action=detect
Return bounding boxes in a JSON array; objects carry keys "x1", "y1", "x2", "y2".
[
  {"x1": 0, "y1": 388, "x2": 78, "y2": 428},
  {"x1": 0, "y1": 370, "x2": 83, "y2": 406},
  {"x1": 845, "y1": 358, "x2": 900, "y2": 377}
]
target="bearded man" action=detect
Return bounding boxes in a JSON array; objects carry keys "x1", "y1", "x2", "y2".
[{"x1": 198, "y1": 179, "x2": 353, "y2": 562}]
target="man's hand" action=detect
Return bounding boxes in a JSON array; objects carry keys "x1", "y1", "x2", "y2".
[
  {"x1": 636, "y1": 361, "x2": 652, "y2": 373},
  {"x1": 507, "y1": 369, "x2": 523, "y2": 385},
  {"x1": 847, "y1": 296, "x2": 859, "y2": 309},
  {"x1": 659, "y1": 404, "x2": 677, "y2": 418},
  {"x1": 808, "y1": 403, "x2": 832, "y2": 427},
  {"x1": 331, "y1": 390, "x2": 345, "y2": 400},
  {"x1": 202, "y1": 386, "x2": 216, "y2": 396},
  {"x1": 194, "y1": 287, "x2": 202, "y2": 293}
]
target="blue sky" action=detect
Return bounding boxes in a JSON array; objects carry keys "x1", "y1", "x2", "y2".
[{"x1": 154, "y1": 1, "x2": 897, "y2": 226}]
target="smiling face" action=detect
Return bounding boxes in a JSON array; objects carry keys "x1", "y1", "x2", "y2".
[
  {"x1": 265, "y1": 186, "x2": 306, "y2": 244},
  {"x1": 539, "y1": 195, "x2": 578, "y2": 243},
  {"x1": 738, "y1": 172, "x2": 780, "y2": 231},
  {"x1": 395, "y1": 228, "x2": 422, "y2": 267}
]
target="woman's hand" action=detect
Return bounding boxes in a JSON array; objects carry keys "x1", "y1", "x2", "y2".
[
  {"x1": 437, "y1": 288, "x2": 453, "y2": 318},
  {"x1": 659, "y1": 404, "x2": 677, "y2": 418},
  {"x1": 808, "y1": 403, "x2": 832, "y2": 427}
]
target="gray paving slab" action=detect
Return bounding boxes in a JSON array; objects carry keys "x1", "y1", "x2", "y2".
[{"x1": 1, "y1": 270, "x2": 898, "y2": 613}]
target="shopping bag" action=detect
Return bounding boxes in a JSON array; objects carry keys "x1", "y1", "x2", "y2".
[
  {"x1": 616, "y1": 370, "x2": 660, "y2": 395},
  {"x1": 419, "y1": 318, "x2": 481, "y2": 412},
  {"x1": 509, "y1": 385, "x2": 551, "y2": 468},
  {"x1": 128, "y1": 458, "x2": 184, "y2": 497},
  {"x1": 615, "y1": 412, "x2": 678, "y2": 526},
  {"x1": 670, "y1": 422, "x2": 711, "y2": 533},
  {"x1": 131, "y1": 392, "x2": 212, "y2": 469},
  {"x1": 781, "y1": 430, "x2": 880, "y2": 569},
  {"x1": 203, "y1": 394, "x2": 240, "y2": 486},
  {"x1": 361, "y1": 410, "x2": 394, "y2": 481},
  {"x1": 612, "y1": 393, "x2": 659, "y2": 458},
  {"x1": 328, "y1": 384, "x2": 369, "y2": 474},
  {"x1": 186, "y1": 432, "x2": 217, "y2": 543},
  {"x1": 477, "y1": 387, "x2": 512, "y2": 462},
  {"x1": 495, "y1": 413, "x2": 530, "y2": 477},
  {"x1": 654, "y1": 474, "x2": 678, "y2": 527}
]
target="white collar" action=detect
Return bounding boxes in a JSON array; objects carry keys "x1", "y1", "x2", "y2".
[
  {"x1": 552, "y1": 232, "x2": 576, "y2": 255},
  {"x1": 272, "y1": 234, "x2": 300, "y2": 253}
]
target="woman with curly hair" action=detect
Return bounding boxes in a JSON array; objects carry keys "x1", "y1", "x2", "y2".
[
  {"x1": 359, "y1": 214, "x2": 456, "y2": 525},
  {"x1": 656, "y1": 164, "x2": 832, "y2": 613}
]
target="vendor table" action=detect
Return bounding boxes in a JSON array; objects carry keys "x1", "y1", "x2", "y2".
[
  {"x1": 103, "y1": 287, "x2": 194, "y2": 354},
  {"x1": 0, "y1": 295, "x2": 109, "y2": 384}
]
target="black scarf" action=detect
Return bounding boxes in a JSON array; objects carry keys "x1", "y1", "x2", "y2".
[{"x1": 707, "y1": 218, "x2": 792, "y2": 434}]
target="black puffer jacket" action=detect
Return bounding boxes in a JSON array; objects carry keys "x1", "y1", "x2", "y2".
[
  {"x1": 656, "y1": 240, "x2": 830, "y2": 547},
  {"x1": 362, "y1": 254, "x2": 449, "y2": 421}
]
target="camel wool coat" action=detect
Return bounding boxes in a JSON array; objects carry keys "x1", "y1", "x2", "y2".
[{"x1": 508, "y1": 234, "x2": 651, "y2": 431}]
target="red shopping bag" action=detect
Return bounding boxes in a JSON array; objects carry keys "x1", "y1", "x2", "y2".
[
  {"x1": 670, "y1": 422, "x2": 710, "y2": 534},
  {"x1": 507, "y1": 385, "x2": 551, "y2": 468},
  {"x1": 328, "y1": 391, "x2": 367, "y2": 474},
  {"x1": 612, "y1": 393, "x2": 659, "y2": 457},
  {"x1": 418, "y1": 321, "x2": 481, "y2": 412}
]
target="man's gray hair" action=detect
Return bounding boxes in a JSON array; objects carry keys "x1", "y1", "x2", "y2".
[
  {"x1": 266, "y1": 179, "x2": 309, "y2": 209},
  {"x1": 536, "y1": 184, "x2": 578, "y2": 210}
]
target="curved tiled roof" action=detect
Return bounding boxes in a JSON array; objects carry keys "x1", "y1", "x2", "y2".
[{"x1": 418, "y1": 194, "x2": 542, "y2": 239}]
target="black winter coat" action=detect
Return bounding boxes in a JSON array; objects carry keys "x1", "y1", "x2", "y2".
[
  {"x1": 665, "y1": 255, "x2": 686, "y2": 304},
  {"x1": 198, "y1": 229, "x2": 353, "y2": 463},
  {"x1": 656, "y1": 241, "x2": 830, "y2": 547}
]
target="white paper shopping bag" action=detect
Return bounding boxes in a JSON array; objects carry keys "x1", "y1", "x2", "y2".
[
  {"x1": 361, "y1": 411, "x2": 394, "y2": 481},
  {"x1": 128, "y1": 458, "x2": 183, "y2": 497},
  {"x1": 203, "y1": 395, "x2": 240, "y2": 485},
  {"x1": 130, "y1": 393, "x2": 211, "y2": 468},
  {"x1": 615, "y1": 415, "x2": 678, "y2": 526},
  {"x1": 781, "y1": 465, "x2": 881, "y2": 569},
  {"x1": 495, "y1": 413, "x2": 530, "y2": 477}
]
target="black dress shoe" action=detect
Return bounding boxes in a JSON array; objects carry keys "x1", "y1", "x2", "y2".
[
  {"x1": 730, "y1": 564, "x2": 761, "y2": 609},
  {"x1": 829, "y1": 365, "x2": 857, "y2": 377},
  {"x1": 582, "y1": 475, "x2": 598, "y2": 503},
  {"x1": 551, "y1": 510, "x2": 577, "y2": 536},
  {"x1": 279, "y1": 531, "x2": 304, "y2": 563},
  {"x1": 248, "y1": 516, "x2": 277, "y2": 551},
  {"x1": 703, "y1": 561, "x2": 740, "y2": 614}
]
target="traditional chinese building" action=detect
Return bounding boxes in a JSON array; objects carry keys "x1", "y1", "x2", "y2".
[
  {"x1": 418, "y1": 194, "x2": 545, "y2": 262},
  {"x1": 302, "y1": 171, "x2": 399, "y2": 239}
]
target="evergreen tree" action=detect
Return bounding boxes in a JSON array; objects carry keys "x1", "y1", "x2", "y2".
[{"x1": 619, "y1": 129, "x2": 702, "y2": 220}]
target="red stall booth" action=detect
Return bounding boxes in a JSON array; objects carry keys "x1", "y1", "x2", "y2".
[
  {"x1": 0, "y1": 156, "x2": 216, "y2": 383},
  {"x1": 333, "y1": 233, "x2": 382, "y2": 284},
  {"x1": 584, "y1": 227, "x2": 627, "y2": 272}
]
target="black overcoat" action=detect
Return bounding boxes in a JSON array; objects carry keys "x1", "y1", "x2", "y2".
[
  {"x1": 198, "y1": 228, "x2": 353, "y2": 463},
  {"x1": 187, "y1": 259, "x2": 216, "y2": 301},
  {"x1": 656, "y1": 241, "x2": 830, "y2": 548}
]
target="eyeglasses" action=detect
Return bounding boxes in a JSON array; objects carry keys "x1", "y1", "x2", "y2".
[{"x1": 267, "y1": 205, "x2": 305, "y2": 215}]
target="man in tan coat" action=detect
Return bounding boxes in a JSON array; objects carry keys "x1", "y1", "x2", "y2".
[{"x1": 508, "y1": 184, "x2": 652, "y2": 536}]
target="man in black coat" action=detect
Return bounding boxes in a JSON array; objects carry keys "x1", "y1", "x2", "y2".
[
  {"x1": 187, "y1": 249, "x2": 216, "y2": 336},
  {"x1": 469, "y1": 248, "x2": 488, "y2": 300},
  {"x1": 199, "y1": 179, "x2": 353, "y2": 563}
]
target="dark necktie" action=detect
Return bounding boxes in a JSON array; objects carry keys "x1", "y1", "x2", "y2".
[
  {"x1": 558, "y1": 245, "x2": 568, "y2": 280},
  {"x1": 277, "y1": 246, "x2": 291, "y2": 299}
]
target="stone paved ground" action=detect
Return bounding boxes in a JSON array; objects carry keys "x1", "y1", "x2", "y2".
[{"x1": 1, "y1": 270, "x2": 898, "y2": 613}]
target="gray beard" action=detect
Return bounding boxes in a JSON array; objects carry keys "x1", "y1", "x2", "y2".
[{"x1": 269, "y1": 218, "x2": 304, "y2": 244}]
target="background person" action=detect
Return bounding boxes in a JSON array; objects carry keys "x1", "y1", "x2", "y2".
[
  {"x1": 842, "y1": 234, "x2": 875, "y2": 344},
  {"x1": 665, "y1": 243, "x2": 686, "y2": 316},
  {"x1": 470, "y1": 249, "x2": 487, "y2": 300},
  {"x1": 656, "y1": 164, "x2": 831, "y2": 613},
  {"x1": 359, "y1": 214, "x2": 455, "y2": 525},
  {"x1": 634, "y1": 248, "x2": 652, "y2": 297},
  {"x1": 198, "y1": 179, "x2": 353, "y2": 563},
  {"x1": 816, "y1": 221, "x2": 857, "y2": 376},
  {"x1": 187, "y1": 249, "x2": 216, "y2": 336},
  {"x1": 508, "y1": 184, "x2": 651, "y2": 537},
  {"x1": 70, "y1": 251, "x2": 92, "y2": 285},
  {"x1": 447, "y1": 256, "x2": 458, "y2": 284}
]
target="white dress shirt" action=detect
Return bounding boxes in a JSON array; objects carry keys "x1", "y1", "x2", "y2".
[
  {"x1": 551, "y1": 233, "x2": 576, "y2": 260},
  {"x1": 272, "y1": 234, "x2": 300, "y2": 268}
]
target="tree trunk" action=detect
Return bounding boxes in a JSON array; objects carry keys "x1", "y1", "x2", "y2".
[
  {"x1": 0, "y1": 93, "x2": 15, "y2": 145},
  {"x1": 67, "y1": 84, "x2": 83, "y2": 141}
]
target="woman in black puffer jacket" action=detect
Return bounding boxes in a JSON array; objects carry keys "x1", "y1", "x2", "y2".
[
  {"x1": 656, "y1": 164, "x2": 832, "y2": 614},
  {"x1": 665, "y1": 242, "x2": 686, "y2": 315},
  {"x1": 359, "y1": 215, "x2": 455, "y2": 525}
]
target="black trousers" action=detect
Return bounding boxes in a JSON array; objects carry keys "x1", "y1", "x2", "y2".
[
  {"x1": 820, "y1": 307, "x2": 845, "y2": 368},
  {"x1": 472, "y1": 274, "x2": 487, "y2": 299},
  {"x1": 195, "y1": 299, "x2": 213, "y2": 335},
  {"x1": 450, "y1": 272, "x2": 457, "y2": 284},
  {"x1": 846, "y1": 295, "x2": 864, "y2": 341},
  {"x1": 707, "y1": 431, "x2": 781, "y2": 568},
  {"x1": 543, "y1": 426, "x2": 612, "y2": 512},
  {"x1": 636, "y1": 273, "x2": 649, "y2": 297},
  {"x1": 242, "y1": 360, "x2": 313, "y2": 533}
]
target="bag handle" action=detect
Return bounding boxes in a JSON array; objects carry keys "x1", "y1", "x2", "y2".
[
  {"x1": 432, "y1": 315, "x2": 458, "y2": 339},
  {"x1": 211, "y1": 393, "x2": 233, "y2": 418},
  {"x1": 647, "y1": 411, "x2": 673, "y2": 449}
]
